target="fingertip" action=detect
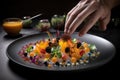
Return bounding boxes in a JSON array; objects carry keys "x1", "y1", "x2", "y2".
[
  {"x1": 64, "y1": 29, "x2": 69, "y2": 35},
  {"x1": 78, "y1": 33, "x2": 83, "y2": 37},
  {"x1": 102, "y1": 26, "x2": 107, "y2": 31},
  {"x1": 67, "y1": 29, "x2": 71, "y2": 35},
  {"x1": 99, "y1": 25, "x2": 107, "y2": 31},
  {"x1": 78, "y1": 31, "x2": 85, "y2": 37},
  {"x1": 64, "y1": 28, "x2": 68, "y2": 33},
  {"x1": 64, "y1": 29, "x2": 66, "y2": 33}
]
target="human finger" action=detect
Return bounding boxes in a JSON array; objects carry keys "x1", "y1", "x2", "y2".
[
  {"x1": 78, "y1": 11, "x2": 101, "y2": 36},
  {"x1": 65, "y1": 0, "x2": 87, "y2": 22},
  {"x1": 68, "y1": 0, "x2": 99, "y2": 35},
  {"x1": 99, "y1": 13, "x2": 110, "y2": 31},
  {"x1": 64, "y1": 0, "x2": 88, "y2": 33}
]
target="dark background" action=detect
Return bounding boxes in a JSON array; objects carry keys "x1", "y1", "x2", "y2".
[
  {"x1": 0, "y1": 0, "x2": 120, "y2": 20},
  {"x1": 0, "y1": 0, "x2": 79, "y2": 20},
  {"x1": 0, "y1": 0, "x2": 120, "y2": 80}
]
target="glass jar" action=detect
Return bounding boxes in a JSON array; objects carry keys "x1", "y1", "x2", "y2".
[
  {"x1": 2, "y1": 18, "x2": 23, "y2": 36},
  {"x1": 36, "y1": 19, "x2": 51, "y2": 32}
]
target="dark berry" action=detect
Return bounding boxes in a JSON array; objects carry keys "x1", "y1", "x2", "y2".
[
  {"x1": 56, "y1": 37, "x2": 60, "y2": 42},
  {"x1": 77, "y1": 60, "x2": 79, "y2": 63},
  {"x1": 44, "y1": 61, "x2": 48, "y2": 66},
  {"x1": 65, "y1": 47, "x2": 70, "y2": 53},
  {"x1": 48, "y1": 38, "x2": 50, "y2": 41},
  {"x1": 77, "y1": 42, "x2": 81, "y2": 48},
  {"x1": 63, "y1": 60, "x2": 66, "y2": 62},
  {"x1": 45, "y1": 47, "x2": 51, "y2": 53},
  {"x1": 30, "y1": 56, "x2": 33, "y2": 60},
  {"x1": 55, "y1": 62, "x2": 60, "y2": 66},
  {"x1": 48, "y1": 42, "x2": 52, "y2": 46},
  {"x1": 31, "y1": 46, "x2": 34, "y2": 49},
  {"x1": 24, "y1": 53, "x2": 27, "y2": 57}
]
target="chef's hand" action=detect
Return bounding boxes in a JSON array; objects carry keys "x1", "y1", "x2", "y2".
[{"x1": 64, "y1": 0, "x2": 120, "y2": 36}]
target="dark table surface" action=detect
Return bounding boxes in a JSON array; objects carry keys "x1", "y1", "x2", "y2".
[{"x1": 0, "y1": 24, "x2": 120, "y2": 80}]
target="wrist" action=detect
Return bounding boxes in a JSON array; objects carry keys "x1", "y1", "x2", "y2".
[{"x1": 103, "y1": 0, "x2": 119, "y2": 9}]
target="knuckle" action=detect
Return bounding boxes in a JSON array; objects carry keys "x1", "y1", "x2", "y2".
[
  {"x1": 71, "y1": 13, "x2": 76, "y2": 17},
  {"x1": 93, "y1": 0, "x2": 99, "y2": 7},
  {"x1": 67, "y1": 12, "x2": 71, "y2": 17},
  {"x1": 67, "y1": 13, "x2": 70, "y2": 16},
  {"x1": 67, "y1": 12, "x2": 72, "y2": 16},
  {"x1": 77, "y1": 14, "x2": 82, "y2": 19}
]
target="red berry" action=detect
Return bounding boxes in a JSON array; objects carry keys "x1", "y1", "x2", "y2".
[
  {"x1": 62, "y1": 54, "x2": 67, "y2": 60},
  {"x1": 80, "y1": 50, "x2": 85, "y2": 56},
  {"x1": 40, "y1": 49, "x2": 46, "y2": 54}
]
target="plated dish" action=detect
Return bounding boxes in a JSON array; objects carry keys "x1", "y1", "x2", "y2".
[
  {"x1": 7, "y1": 32, "x2": 115, "y2": 71},
  {"x1": 18, "y1": 34, "x2": 100, "y2": 68}
]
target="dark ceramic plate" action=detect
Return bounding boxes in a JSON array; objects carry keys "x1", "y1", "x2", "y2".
[{"x1": 7, "y1": 32, "x2": 116, "y2": 71}]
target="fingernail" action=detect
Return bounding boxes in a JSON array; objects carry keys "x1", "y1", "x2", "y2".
[
  {"x1": 79, "y1": 33, "x2": 83, "y2": 37},
  {"x1": 103, "y1": 26, "x2": 107, "y2": 31},
  {"x1": 64, "y1": 30, "x2": 66, "y2": 33},
  {"x1": 67, "y1": 30, "x2": 70, "y2": 34},
  {"x1": 64, "y1": 29, "x2": 66, "y2": 33}
]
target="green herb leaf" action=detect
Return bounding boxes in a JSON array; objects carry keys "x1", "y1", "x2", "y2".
[{"x1": 26, "y1": 46, "x2": 33, "y2": 53}]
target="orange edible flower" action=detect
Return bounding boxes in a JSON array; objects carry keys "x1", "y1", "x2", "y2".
[
  {"x1": 30, "y1": 52, "x2": 35, "y2": 57},
  {"x1": 51, "y1": 57, "x2": 58, "y2": 63},
  {"x1": 71, "y1": 57, "x2": 77, "y2": 63}
]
